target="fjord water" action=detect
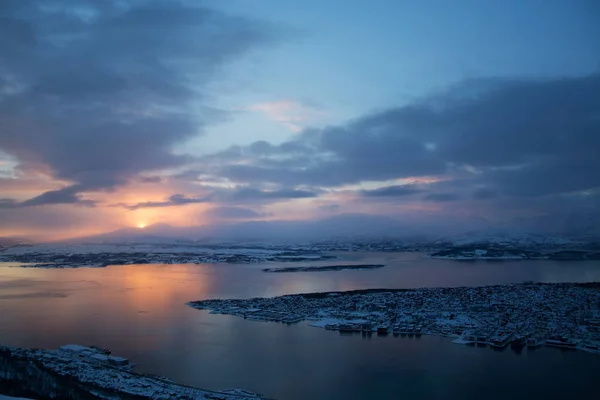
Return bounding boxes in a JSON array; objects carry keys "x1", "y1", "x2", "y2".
[{"x1": 1, "y1": 252, "x2": 600, "y2": 399}]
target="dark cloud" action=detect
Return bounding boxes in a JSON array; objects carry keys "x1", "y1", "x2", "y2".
[
  {"x1": 138, "y1": 176, "x2": 163, "y2": 184},
  {"x1": 0, "y1": 0, "x2": 274, "y2": 203},
  {"x1": 202, "y1": 73, "x2": 600, "y2": 214},
  {"x1": 211, "y1": 126, "x2": 446, "y2": 187},
  {"x1": 20, "y1": 185, "x2": 96, "y2": 207},
  {"x1": 121, "y1": 194, "x2": 213, "y2": 211},
  {"x1": 360, "y1": 184, "x2": 421, "y2": 198},
  {"x1": 228, "y1": 187, "x2": 319, "y2": 202},
  {"x1": 0, "y1": 199, "x2": 18, "y2": 209},
  {"x1": 318, "y1": 204, "x2": 341, "y2": 212},
  {"x1": 119, "y1": 187, "x2": 318, "y2": 210},
  {"x1": 210, "y1": 206, "x2": 265, "y2": 219},
  {"x1": 472, "y1": 187, "x2": 497, "y2": 200},
  {"x1": 0, "y1": 185, "x2": 95, "y2": 208},
  {"x1": 424, "y1": 193, "x2": 461, "y2": 202},
  {"x1": 487, "y1": 160, "x2": 600, "y2": 197}
]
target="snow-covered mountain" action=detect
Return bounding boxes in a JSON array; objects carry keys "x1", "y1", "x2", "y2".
[
  {"x1": 54, "y1": 211, "x2": 600, "y2": 246},
  {"x1": 63, "y1": 214, "x2": 407, "y2": 244}
]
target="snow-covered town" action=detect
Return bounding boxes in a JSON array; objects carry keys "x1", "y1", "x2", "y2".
[
  {"x1": 189, "y1": 282, "x2": 600, "y2": 355},
  {"x1": 0, "y1": 344, "x2": 267, "y2": 400}
]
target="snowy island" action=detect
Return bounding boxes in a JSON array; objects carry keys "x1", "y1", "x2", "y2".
[
  {"x1": 0, "y1": 344, "x2": 268, "y2": 400},
  {"x1": 262, "y1": 264, "x2": 385, "y2": 273},
  {"x1": 189, "y1": 282, "x2": 600, "y2": 355}
]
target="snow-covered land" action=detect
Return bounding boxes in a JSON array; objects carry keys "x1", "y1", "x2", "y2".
[
  {"x1": 1, "y1": 233, "x2": 599, "y2": 268},
  {"x1": 0, "y1": 344, "x2": 268, "y2": 400},
  {"x1": 429, "y1": 247, "x2": 600, "y2": 260},
  {"x1": 189, "y1": 282, "x2": 600, "y2": 355},
  {"x1": 0, "y1": 243, "x2": 334, "y2": 268}
]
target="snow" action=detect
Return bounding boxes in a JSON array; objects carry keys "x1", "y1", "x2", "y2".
[
  {"x1": 435, "y1": 314, "x2": 476, "y2": 327},
  {"x1": 447, "y1": 233, "x2": 584, "y2": 249},
  {"x1": 89, "y1": 353, "x2": 109, "y2": 362},
  {"x1": 1, "y1": 345, "x2": 267, "y2": 399},
  {"x1": 0, "y1": 243, "x2": 284, "y2": 257},
  {"x1": 308, "y1": 318, "x2": 343, "y2": 328},
  {"x1": 59, "y1": 344, "x2": 91, "y2": 353},
  {"x1": 308, "y1": 318, "x2": 369, "y2": 328},
  {"x1": 452, "y1": 338, "x2": 474, "y2": 345},
  {"x1": 0, "y1": 243, "x2": 334, "y2": 268}
]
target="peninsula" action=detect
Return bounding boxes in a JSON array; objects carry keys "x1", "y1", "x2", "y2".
[{"x1": 189, "y1": 282, "x2": 600, "y2": 354}]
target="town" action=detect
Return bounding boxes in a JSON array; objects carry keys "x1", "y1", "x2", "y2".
[{"x1": 189, "y1": 282, "x2": 600, "y2": 355}]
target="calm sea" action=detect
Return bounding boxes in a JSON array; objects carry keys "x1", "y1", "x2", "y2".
[{"x1": 1, "y1": 252, "x2": 599, "y2": 399}]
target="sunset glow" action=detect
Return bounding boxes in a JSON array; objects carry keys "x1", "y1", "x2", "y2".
[{"x1": 0, "y1": 0, "x2": 598, "y2": 242}]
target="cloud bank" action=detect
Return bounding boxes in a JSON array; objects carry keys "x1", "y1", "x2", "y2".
[
  {"x1": 1, "y1": 1, "x2": 599, "y2": 239},
  {"x1": 191, "y1": 73, "x2": 600, "y2": 219},
  {"x1": 0, "y1": 0, "x2": 274, "y2": 204}
]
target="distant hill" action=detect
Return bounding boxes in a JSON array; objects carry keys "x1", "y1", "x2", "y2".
[
  {"x1": 63, "y1": 226, "x2": 195, "y2": 245},
  {"x1": 59, "y1": 214, "x2": 411, "y2": 244}
]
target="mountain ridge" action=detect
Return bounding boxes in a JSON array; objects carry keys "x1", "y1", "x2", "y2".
[{"x1": 50, "y1": 211, "x2": 600, "y2": 245}]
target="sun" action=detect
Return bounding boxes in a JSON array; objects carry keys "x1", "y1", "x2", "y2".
[{"x1": 136, "y1": 223, "x2": 147, "y2": 229}]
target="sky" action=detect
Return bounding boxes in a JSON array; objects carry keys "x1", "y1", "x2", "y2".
[{"x1": 0, "y1": 0, "x2": 599, "y2": 240}]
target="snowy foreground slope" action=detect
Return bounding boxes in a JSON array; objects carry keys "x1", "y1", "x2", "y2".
[{"x1": 0, "y1": 344, "x2": 268, "y2": 400}]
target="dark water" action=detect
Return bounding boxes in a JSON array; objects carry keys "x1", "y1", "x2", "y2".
[{"x1": 1, "y1": 252, "x2": 600, "y2": 399}]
